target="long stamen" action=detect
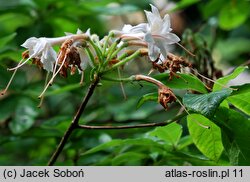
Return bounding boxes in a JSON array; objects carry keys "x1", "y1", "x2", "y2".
[
  {"x1": 1, "y1": 59, "x2": 24, "y2": 95},
  {"x1": 176, "y1": 42, "x2": 195, "y2": 57},
  {"x1": 80, "y1": 70, "x2": 84, "y2": 85},
  {"x1": 7, "y1": 57, "x2": 32, "y2": 71},
  {"x1": 49, "y1": 55, "x2": 67, "y2": 84},
  {"x1": 147, "y1": 68, "x2": 155, "y2": 75},
  {"x1": 37, "y1": 72, "x2": 50, "y2": 108},
  {"x1": 51, "y1": 52, "x2": 62, "y2": 85},
  {"x1": 38, "y1": 55, "x2": 67, "y2": 99},
  {"x1": 117, "y1": 68, "x2": 127, "y2": 100}
]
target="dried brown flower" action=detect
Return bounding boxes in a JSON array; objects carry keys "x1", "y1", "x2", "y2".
[
  {"x1": 57, "y1": 39, "x2": 83, "y2": 77},
  {"x1": 158, "y1": 85, "x2": 176, "y2": 110},
  {"x1": 152, "y1": 53, "x2": 192, "y2": 80}
]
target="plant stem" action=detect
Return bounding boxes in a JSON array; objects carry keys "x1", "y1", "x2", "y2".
[
  {"x1": 85, "y1": 47, "x2": 96, "y2": 67},
  {"x1": 77, "y1": 113, "x2": 186, "y2": 130},
  {"x1": 104, "y1": 50, "x2": 141, "y2": 73},
  {"x1": 109, "y1": 42, "x2": 128, "y2": 60},
  {"x1": 103, "y1": 32, "x2": 114, "y2": 55},
  {"x1": 47, "y1": 76, "x2": 100, "y2": 166},
  {"x1": 89, "y1": 39, "x2": 103, "y2": 61},
  {"x1": 102, "y1": 74, "x2": 165, "y2": 88},
  {"x1": 102, "y1": 75, "x2": 135, "y2": 82},
  {"x1": 134, "y1": 74, "x2": 165, "y2": 88}
]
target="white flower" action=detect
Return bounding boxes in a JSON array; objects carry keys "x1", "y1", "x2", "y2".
[
  {"x1": 75, "y1": 29, "x2": 95, "y2": 70},
  {"x1": 114, "y1": 4, "x2": 180, "y2": 62},
  {"x1": 144, "y1": 4, "x2": 180, "y2": 61},
  {"x1": 64, "y1": 28, "x2": 95, "y2": 72},
  {"x1": 21, "y1": 37, "x2": 57, "y2": 72},
  {"x1": 113, "y1": 24, "x2": 146, "y2": 40}
]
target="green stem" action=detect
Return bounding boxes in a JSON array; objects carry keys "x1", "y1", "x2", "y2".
[
  {"x1": 109, "y1": 42, "x2": 128, "y2": 60},
  {"x1": 117, "y1": 52, "x2": 130, "y2": 60},
  {"x1": 105, "y1": 50, "x2": 141, "y2": 72},
  {"x1": 85, "y1": 47, "x2": 96, "y2": 67},
  {"x1": 89, "y1": 39, "x2": 103, "y2": 62},
  {"x1": 105, "y1": 38, "x2": 121, "y2": 58},
  {"x1": 103, "y1": 32, "x2": 114, "y2": 55},
  {"x1": 102, "y1": 75, "x2": 135, "y2": 82},
  {"x1": 103, "y1": 43, "x2": 127, "y2": 67}
]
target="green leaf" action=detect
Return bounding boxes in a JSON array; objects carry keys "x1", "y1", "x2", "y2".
[
  {"x1": 221, "y1": 131, "x2": 240, "y2": 165},
  {"x1": 177, "y1": 135, "x2": 193, "y2": 150},
  {"x1": 215, "y1": 39, "x2": 250, "y2": 63},
  {"x1": 0, "y1": 96, "x2": 19, "y2": 122},
  {"x1": 81, "y1": 138, "x2": 162, "y2": 156},
  {"x1": 171, "y1": 0, "x2": 200, "y2": 12},
  {"x1": 0, "y1": 33, "x2": 16, "y2": 49},
  {"x1": 149, "y1": 123, "x2": 182, "y2": 146},
  {"x1": 231, "y1": 83, "x2": 250, "y2": 96},
  {"x1": 0, "y1": 0, "x2": 35, "y2": 11},
  {"x1": 219, "y1": 1, "x2": 250, "y2": 30},
  {"x1": 201, "y1": 0, "x2": 226, "y2": 19},
  {"x1": 9, "y1": 98, "x2": 38, "y2": 134},
  {"x1": 183, "y1": 88, "x2": 232, "y2": 118},
  {"x1": 45, "y1": 83, "x2": 83, "y2": 96},
  {"x1": 187, "y1": 114, "x2": 224, "y2": 161},
  {"x1": 0, "y1": 13, "x2": 32, "y2": 34},
  {"x1": 227, "y1": 93, "x2": 250, "y2": 116},
  {"x1": 112, "y1": 152, "x2": 147, "y2": 165},
  {"x1": 213, "y1": 66, "x2": 247, "y2": 91},
  {"x1": 136, "y1": 92, "x2": 158, "y2": 109},
  {"x1": 215, "y1": 107, "x2": 250, "y2": 165},
  {"x1": 154, "y1": 73, "x2": 207, "y2": 93},
  {"x1": 227, "y1": 83, "x2": 250, "y2": 116}
]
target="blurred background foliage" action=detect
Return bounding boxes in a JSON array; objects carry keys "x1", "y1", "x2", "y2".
[{"x1": 0, "y1": 0, "x2": 250, "y2": 165}]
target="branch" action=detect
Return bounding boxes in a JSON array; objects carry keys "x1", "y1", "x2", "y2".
[
  {"x1": 47, "y1": 77, "x2": 100, "y2": 166},
  {"x1": 77, "y1": 113, "x2": 186, "y2": 130}
]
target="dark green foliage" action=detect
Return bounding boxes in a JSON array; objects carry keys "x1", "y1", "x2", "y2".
[{"x1": 183, "y1": 88, "x2": 232, "y2": 118}]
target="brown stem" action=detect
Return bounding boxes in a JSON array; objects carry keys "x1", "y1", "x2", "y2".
[
  {"x1": 135, "y1": 74, "x2": 164, "y2": 88},
  {"x1": 77, "y1": 113, "x2": 186, "y2": 130},
  {"x1": 47, "y1": 76, "x2": 99, "y2": 166}
]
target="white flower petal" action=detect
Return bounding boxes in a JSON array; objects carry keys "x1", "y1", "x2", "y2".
[
  {"x1": 41, "y1": 46, "x2": 57, "y2": 72},
  {"x1": 85, "y1": 28, "x2": 91, "y2": 36},
  {"x1": 142, "y1": 5, "x2": 180, "y2": 60},
  {"x1": 162, "y1": 33, "x2": 180, "y2": 44},
  {"x1": 154, "y1": 38, "x2": 169, "y2": 58},
  {"x1": 150, "y1": 4, "x2": 161, "y2": 18},
  {"x1": 76, "y1": 28, "x2": 83, "y2": 34},
  {"x1": 148, "y1": 43, "x2": 160, "y2": 61},
  {"x1": 161, "y1": 14, "x2": 171, "y2": 33},
  {"x1": 155, "y1": 54, "x2": 165, "y2": 64},
  {"x1": 78, "y1": 47, "x2": 93, "y2": 69},
  {"x1": 64, "y1": 32, "x2": 73, "y2": 36},
  {"x1": 144, "y1": 11, "x2": 155, "y2": 28},
  {"x1": 122, "y1": 24, "x2": 133, "y2": 33},
  {"x1": 131, "y1": 23, "x2": 148, "y2": 33},
  {"x1": 21, "y1": 37, "x2": 38, "y2": 48},
  {"x1": 31, "y1": 38, "x2": 48, "y2": 57},
  {"x1": 144, "y1": 32, "x2": 155, "y2": 43}
]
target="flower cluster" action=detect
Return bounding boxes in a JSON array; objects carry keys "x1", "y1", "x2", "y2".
[
  {"x1": 2, "y1": 4, "x2": 185, "y2": 109},
  {"x1": 2, "y1": 30, "x2": 90, "y2": 97},
  {"x1": 113, "y1": 4, "x2": 180, "y2": 62}
]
